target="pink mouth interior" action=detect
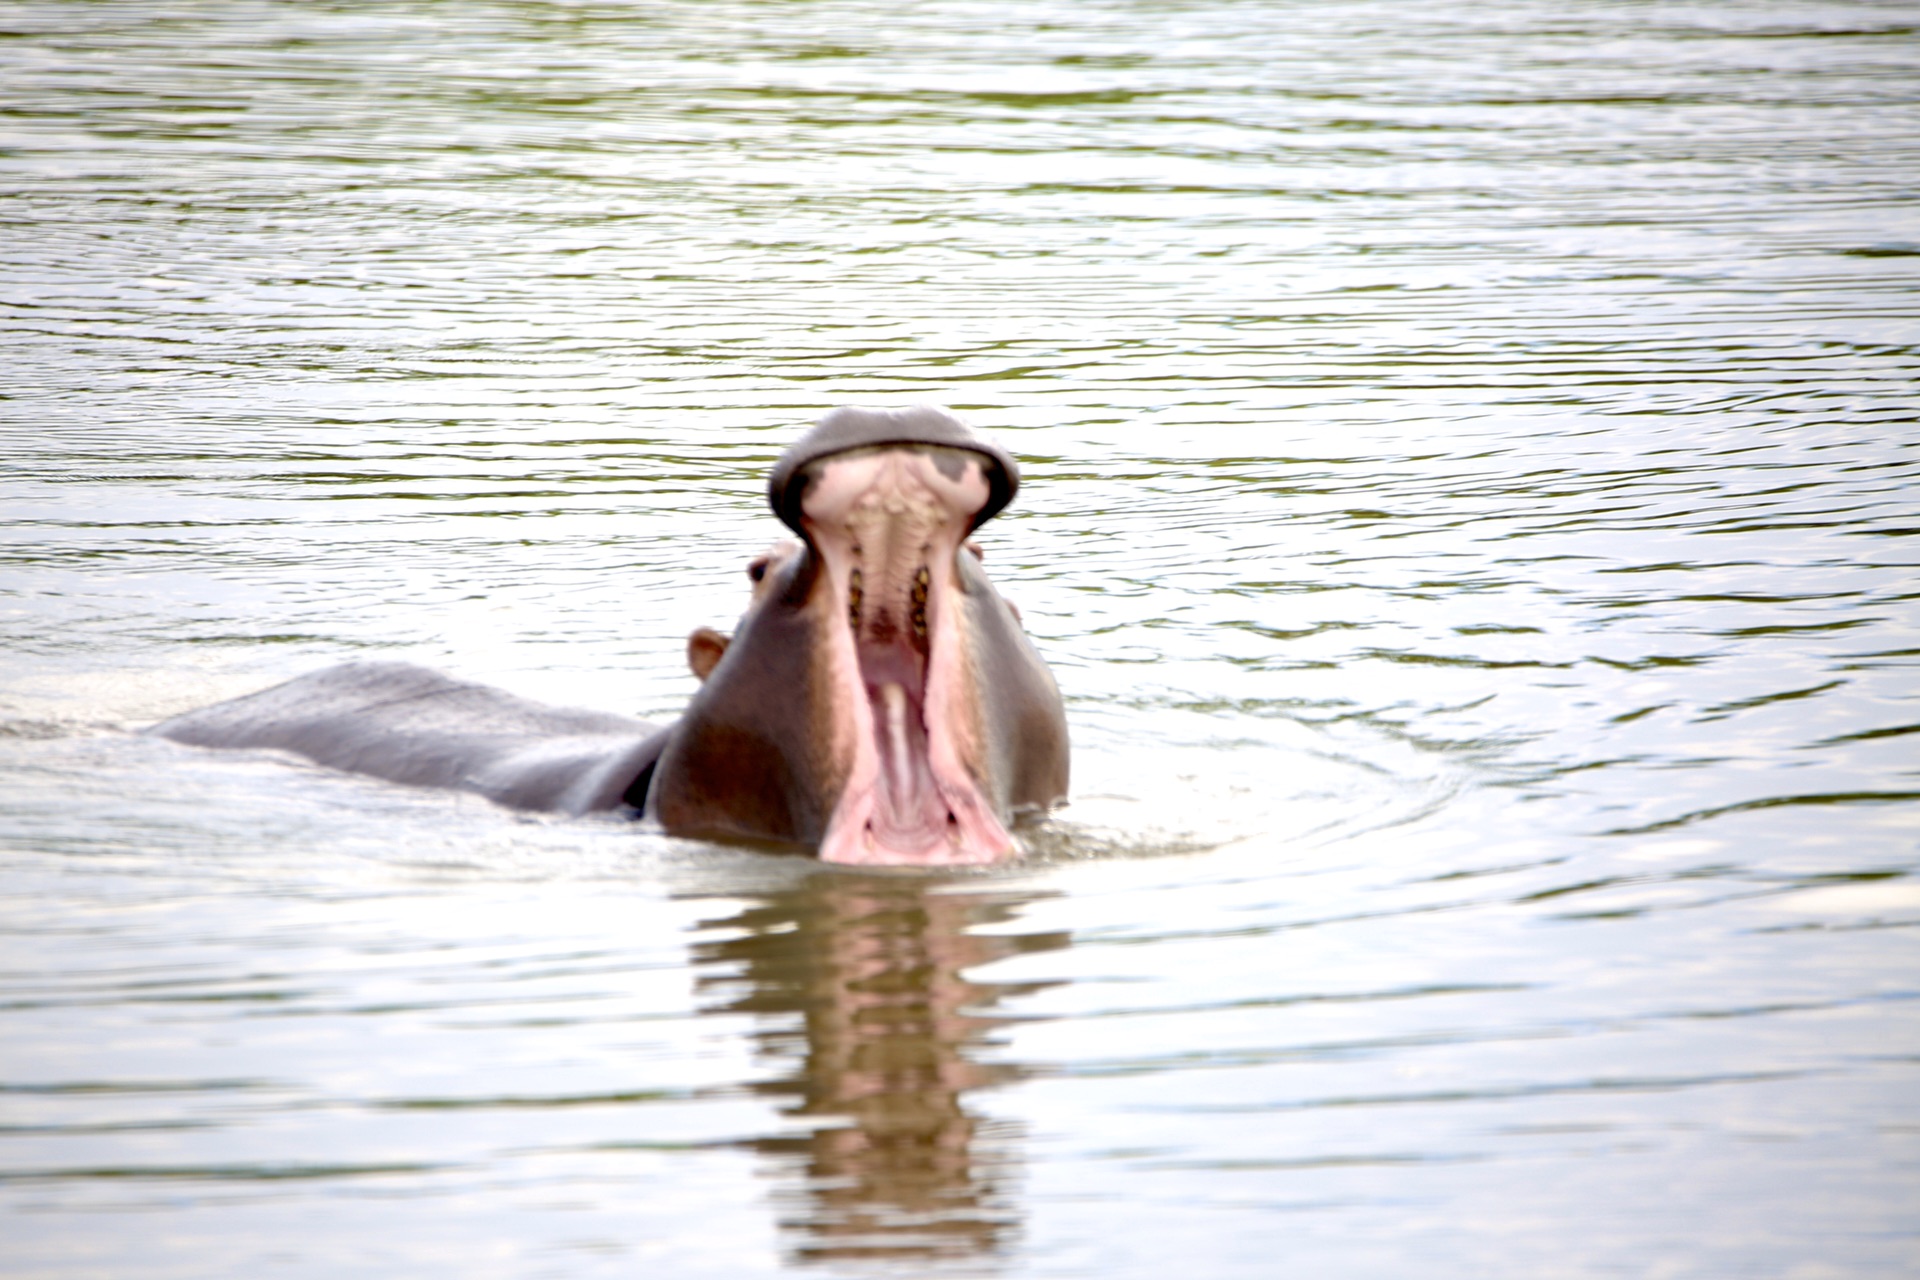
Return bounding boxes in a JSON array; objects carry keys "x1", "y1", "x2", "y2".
[
  {"x1": 799, "y1": 445, "x2": 1010, "y2": 866},
  {"x1": 857, "y1": 626, "x2": 947, "y2": 854}
]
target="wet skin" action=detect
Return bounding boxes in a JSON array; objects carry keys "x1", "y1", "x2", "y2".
[{"x1": 151, "y1": 406, "x2": 1069, "y2": 867}]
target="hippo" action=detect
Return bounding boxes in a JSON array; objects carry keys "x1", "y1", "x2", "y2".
[{"x1": 150, "y1": 406, "x2": 1070, "y2": 867}]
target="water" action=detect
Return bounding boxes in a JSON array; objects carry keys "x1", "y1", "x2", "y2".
[{"x1": 3, "y1": 1, "x2": 1918, "y2": 1275}]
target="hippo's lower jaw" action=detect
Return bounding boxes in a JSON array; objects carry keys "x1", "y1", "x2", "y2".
[{"x1": 800, "y1": 445, "x2": 1015, "y2": 867}]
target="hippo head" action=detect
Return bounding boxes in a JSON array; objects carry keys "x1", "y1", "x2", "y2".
[{"x1": 645, "y1": 406, "x2": 1069, "y2": 866}]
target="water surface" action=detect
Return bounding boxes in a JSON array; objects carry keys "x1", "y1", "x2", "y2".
[{"x1": 2, "y1": 2, "x2": 1918, "y2": 1276}]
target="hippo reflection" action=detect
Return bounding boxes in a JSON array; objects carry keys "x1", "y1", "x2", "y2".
[
  {"x1": 690, "y1": 874, "x2": 1067, "y2": 1264},
  {"x1": 151, "y1": 406, "x2": 1070, "y2": 867}
]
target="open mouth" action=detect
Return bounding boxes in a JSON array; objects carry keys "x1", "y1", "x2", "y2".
[{"x1": 797, "y1": 444, "x2": 1012, "y2": 866}]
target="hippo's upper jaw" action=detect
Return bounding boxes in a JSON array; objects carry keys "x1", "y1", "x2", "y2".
[{"x1": 648, "y1": 406, "x2": 1069, "y2": 867}]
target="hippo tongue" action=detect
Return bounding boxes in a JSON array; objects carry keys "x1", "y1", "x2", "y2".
[{"x1": 860, "y1": 645, "x2": 945, "y2": 854}]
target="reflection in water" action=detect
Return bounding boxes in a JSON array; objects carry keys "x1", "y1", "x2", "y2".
[{"x1": 691, "y1": 875, "x2": 1066, "y2": 1267}]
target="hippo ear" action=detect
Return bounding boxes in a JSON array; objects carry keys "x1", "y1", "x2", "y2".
[
  {"x1": 768, "y1": 405, "x2": 1019, "y2": 537},
  {"x1": 687, "y1": 628, "x2": 729, "y2": 682}
]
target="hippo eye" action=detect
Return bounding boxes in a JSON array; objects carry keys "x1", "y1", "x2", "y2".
[{"x1": 747, "y1": 557, "x2": 769, "y2": 583}]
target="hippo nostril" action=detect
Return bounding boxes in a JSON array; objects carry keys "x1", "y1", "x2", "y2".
[{"x1": 848, "y1": 568, "x2": 863, "y2": 630}]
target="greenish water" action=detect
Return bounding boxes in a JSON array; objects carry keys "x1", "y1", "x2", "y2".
[{"x1": 2, "y1": 2, "x2": 1917, "y2": 1276}]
